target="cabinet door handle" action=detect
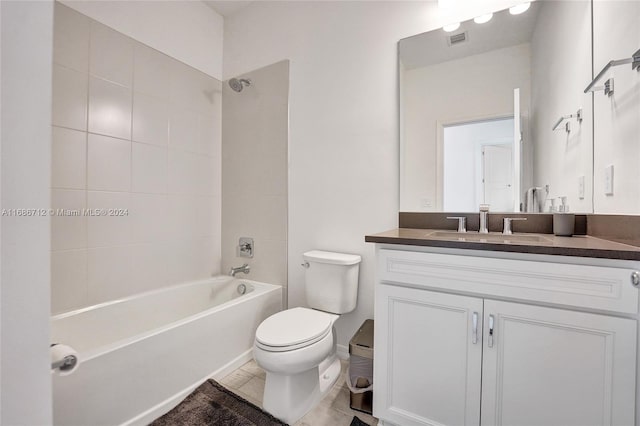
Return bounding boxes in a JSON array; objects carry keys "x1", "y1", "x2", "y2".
[
  {"x1": 472, "y1": 312, "x2": 478, "y2": 344},
  {"x1": 488, "y1": 314, "x2": 495, "y2": 348}
]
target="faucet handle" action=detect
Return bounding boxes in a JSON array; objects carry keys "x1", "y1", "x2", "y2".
[
  {"x1": 503, "y1": 217, "x2": 527, "y2": 235},
  {"x1": 446, "y1": 216, "x2": 467, "y2": 233}
]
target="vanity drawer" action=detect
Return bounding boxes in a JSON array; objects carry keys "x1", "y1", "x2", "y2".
[{"x1": 378, "y1": 249, "x2": 640, "y2": 314}]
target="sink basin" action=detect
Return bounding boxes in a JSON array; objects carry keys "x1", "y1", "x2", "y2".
[{"x1": 430, "y1": 231, "x2": 552, "y2": 244}]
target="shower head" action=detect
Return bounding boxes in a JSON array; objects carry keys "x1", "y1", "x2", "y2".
[{"x1": 229, "y1": 78, "x2": 251, "y2": 92}]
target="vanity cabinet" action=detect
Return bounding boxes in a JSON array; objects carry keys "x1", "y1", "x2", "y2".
[
  {"x1": 375, "y1": 284, "x2": 483, "y2": 426},
  {"x1": 480, "y1": 300, "x2": 636, "y2": 426},
  {"x1": 373, "y1": 248, "x2": 639, "y2": 426}
]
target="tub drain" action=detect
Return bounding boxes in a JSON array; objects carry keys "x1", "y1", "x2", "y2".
[{"x1": 237, "y1": 283, "x2": 247, "y2": 295}]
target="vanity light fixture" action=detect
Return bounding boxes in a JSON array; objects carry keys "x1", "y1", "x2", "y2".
[
  {"x1": 474, "y1": 13, "x2": 493, "y2": 24},
  {"x1": 443, "y1": 22, "x2": 461, "y2": 32},
  {"x1": 509, "y1": 2, "x2": 531, "y2": 15}
]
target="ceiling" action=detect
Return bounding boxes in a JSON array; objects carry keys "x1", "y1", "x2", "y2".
[
  {"x1": 400, "y1": 2, "x2": 540, "y2": 70},
  {"x1": 203, "y1": 1, "x2": 254, "y2": 17}
]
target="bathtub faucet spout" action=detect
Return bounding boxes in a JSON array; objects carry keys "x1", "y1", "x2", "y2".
[{"x1": 230, "y1": 264, "x2": 250, "y2": 277}]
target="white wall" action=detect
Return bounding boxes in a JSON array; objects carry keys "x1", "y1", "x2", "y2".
[
  {"x1": 530, "y1": 0, "x2": 593, "y2": 213},
  {"x1": 60, "y1": 0, "x2": 223, "y2": 79},
  {"x1": 402, "y1": 44, "x2": 531, "y2": 211},
  {"x1": 1, "y1": 1, "x2": 53, "y2": 423},
  {"x1": 592, "y1": 0, "x2": 640, "y2": 213},
  {"x1": 223, "y1": 0, "x2": 526, "y2": 348}
]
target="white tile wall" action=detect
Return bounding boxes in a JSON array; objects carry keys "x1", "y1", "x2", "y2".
[
  {"x1": 168, "y1": 149, "x2": 196, "y2": 194},
  {"x1": 53, "y1": 3, "x2": 90, "y2": 72},
  {"x1": 51, "y1": 249, "x2": 88, "y2": 312},
  {"x1": 87, "y1": 246, "x2": 134, "y2": 304},
  {"x1": 51, "y1": 3, "x2": 222, "y2": 314},
  {"x1": 132, "y1": 92, "x2": 169, "y2": 146},
  {"x1": 52, "y1": 64, "x2": 88, "y2": 130},
  {"x1": 222, "y1": 61, "x2": 289, "y2": 304},
  {"x1": 88, "y1": 77, "x2": 132, "y2": 140},
  {"x1": 166, "y1": 194, "x2": 198, "y2": 240},
  {"x1": 169, "y1": 107, "x2": 199, "y2": 152},
  {"x1": 51, "y1": 189, "x2": 87, "y2": 251},
  {"x1": 133, "y1": 44, "x2": 171, "y2": 99},
  {"x1": 87, "y1": 134, "x2": 131, "y2": 191},
  {"x1": 89, "y1": 22, "x2": 134, "y2": 87},
  {"x1": 131, "y1": 142, "x2": 168, "y2": 193},
  {"x1": 129, "y1": 243, "x2": 170, "y2": 293},
  {"x1": 87, "y1": 191, "x2": 132, "y2": 247},
  {"x1": 130, "y1": 194, "x2": 168, "y2": 242},
  {"x1": 52, "y1": 127, "x2": 87, "y2": 189}
]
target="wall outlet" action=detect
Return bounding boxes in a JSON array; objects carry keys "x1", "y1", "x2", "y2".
[
  {"x1": 420, "y1": 198, "x2": 433, "y2": 208},
  {"x1": 578, "y1": 175, "x2": 585, "y2": 199},
  {"x1": 604, "y1": 165, "x2": 614, "y2": 195}
]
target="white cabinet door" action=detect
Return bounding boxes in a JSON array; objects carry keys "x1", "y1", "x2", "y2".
[
  {"x1": 374, "y1": 284, "x2": 483, "y2": 426},
  {"x1": 481, "y1": 300, "x2": 637, "y2": 426}
]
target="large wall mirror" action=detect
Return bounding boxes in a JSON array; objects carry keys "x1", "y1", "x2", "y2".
[{"x1": 400, "y1": 0, "x2": 639, "y2": 214}]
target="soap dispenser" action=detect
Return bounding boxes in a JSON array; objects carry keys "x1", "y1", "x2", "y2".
[{"x1": 553, "y1": 196, "x2": 575, "y2": 236}]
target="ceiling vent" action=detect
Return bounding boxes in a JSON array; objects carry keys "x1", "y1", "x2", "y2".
[{"x1": 447, "y1": 31, "x2": 468, "y2": 46}]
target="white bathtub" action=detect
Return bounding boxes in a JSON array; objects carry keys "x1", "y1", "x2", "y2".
[{"x1": 51, "y1": 276, "x2": 282, "y2": 426}]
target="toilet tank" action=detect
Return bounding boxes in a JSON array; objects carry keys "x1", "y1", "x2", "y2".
[{"x1": 303, "y1": 250, "x2": 361, "y2": 314}]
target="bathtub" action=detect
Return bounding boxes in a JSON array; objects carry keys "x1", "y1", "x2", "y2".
[{"x1": 51, "y1": 276, "x2": 282, "y2": 426}]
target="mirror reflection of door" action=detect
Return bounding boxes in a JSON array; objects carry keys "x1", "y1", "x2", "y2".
[
  {"x1": 443, "y1": 117, "x2": 514, "y2": 211},
  {"x1": 483, "y1": 144, "x2": 513, "y2": 211}
]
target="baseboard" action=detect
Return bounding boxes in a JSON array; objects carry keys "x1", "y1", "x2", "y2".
[
  {"x1": 121, "y1": 349, "x2": 254, "y2": 426},
  {"x1": 337, "y1": 344, "x2": 350, "y2": 360}
]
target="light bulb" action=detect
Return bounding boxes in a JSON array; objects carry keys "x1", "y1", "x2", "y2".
[
  {"x1": 443, "y1": 22, "x2": 461, "y2": 32},
  {"x1": 473, "y1": 13, "x2": 493, "y2": 24},
  {"x1": 509, "y1": 2, "x2": 531, "y2": 15}
]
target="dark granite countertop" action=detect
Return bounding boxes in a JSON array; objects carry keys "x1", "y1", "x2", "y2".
[{"x1": 365, "y1": 228, "x2": 640, "y2": 261}]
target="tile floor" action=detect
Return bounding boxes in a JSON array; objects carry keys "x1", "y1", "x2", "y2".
[{"x1": 220, "y1": 359, "x2": 379, "y2": 426}]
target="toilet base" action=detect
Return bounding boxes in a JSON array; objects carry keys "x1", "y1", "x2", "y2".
[{"x1": 263, "y1": 355, "x2": 341, "y2": 424}]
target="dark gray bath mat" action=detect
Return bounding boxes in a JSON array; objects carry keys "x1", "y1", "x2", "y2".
[
  {"x1": 150, "y1": 379, "x2": 288, "y2": 426},
  {"x1": 350, "y1": 416, "x2": 370, "y2": 426}
]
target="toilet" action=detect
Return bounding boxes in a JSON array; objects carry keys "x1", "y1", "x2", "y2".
[{"x1": 253, "y1": 250, "x2": 361, "y2": 424}]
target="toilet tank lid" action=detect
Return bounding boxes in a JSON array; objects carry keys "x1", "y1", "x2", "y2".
[{"x1": 303, "y1": 250, "x2": 361, "y2": 265}]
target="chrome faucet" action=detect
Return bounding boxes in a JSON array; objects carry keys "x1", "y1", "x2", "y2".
[
  {"x1": 479, "y1": 204, "x2": 490, "y2": 234},
  {"x1": 447, "y1": 216, "x2": 467, "y2": 233},
  {"x1": 503, "y1": 217, "x2": 527, "y2": 235},
  {"x1": 229, "y1": 263, "x2": 250, "y2": 277}
]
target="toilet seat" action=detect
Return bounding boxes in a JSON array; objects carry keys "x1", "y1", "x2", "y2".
[{"x1": 255, "y1": 307, "x2": 336, "y2": 352}]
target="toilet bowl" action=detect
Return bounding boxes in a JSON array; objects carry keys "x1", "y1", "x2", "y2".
[
  {"x1": 253, "y1": 307, "x2": 341, "y2": 424},
  {"x1": 253, "y1": 250, "x2": 361, "y2": 424}
]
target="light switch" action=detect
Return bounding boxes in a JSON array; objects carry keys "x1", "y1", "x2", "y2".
[{"x1": 604, "y1": 165, "x2": 614, "y2": 195}]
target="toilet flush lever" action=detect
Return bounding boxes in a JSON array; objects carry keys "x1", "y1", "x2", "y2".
[{"x1": 301, "y1": 261, "x2": 310, "y2": 268}]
